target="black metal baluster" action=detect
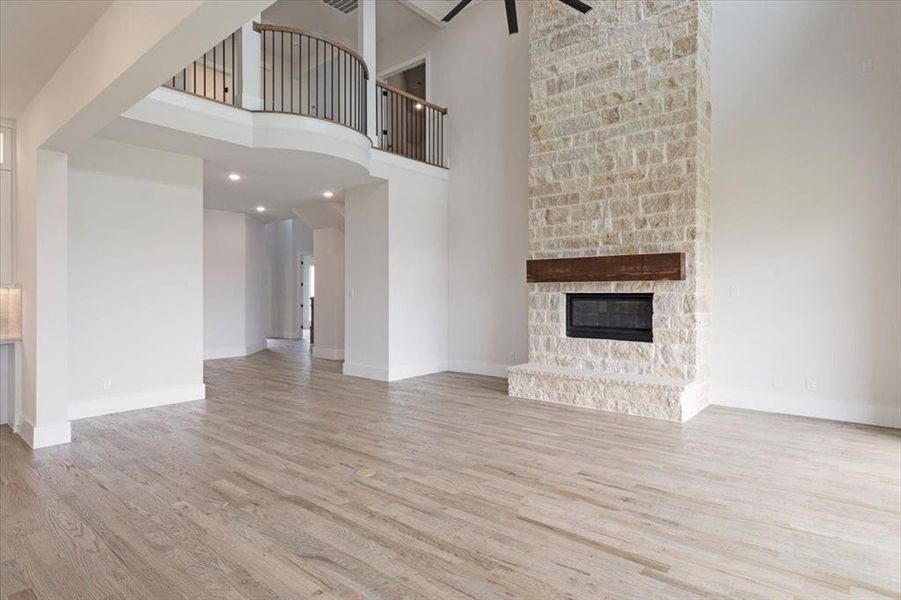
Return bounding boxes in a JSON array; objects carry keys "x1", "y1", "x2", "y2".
[
  {"x1": 231, "y1": 32, "x2": 236, "y2": 105},
  {"x1": 313, "y1": 39, "x2": 318, "y2": 117},
  {"x1": 261, "y1": 30, "x2": 266, "y2": 109},
  {"x1": 271, "y1": 31, "x2": 275, "y2": 111},
  {"x1": 306, "y1": 35, "x2": 311, "y2": 116}
]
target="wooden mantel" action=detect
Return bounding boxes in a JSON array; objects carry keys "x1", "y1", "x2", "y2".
[{"x1": 526, "y1": 253, "x2": 685, "y2": 283}]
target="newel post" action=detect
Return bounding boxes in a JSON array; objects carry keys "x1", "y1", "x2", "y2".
[
  {"x1": 239, "y1": 15, "x2": 263, "y2": 110},
  {"x1": 357, "y1": 0, "x2": 377, "y2": 145}
]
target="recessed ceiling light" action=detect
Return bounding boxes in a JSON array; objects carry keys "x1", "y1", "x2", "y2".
[
  {"x1": 323, "y1": 191, "x2": 334, "y2": 198},
  {"x1": 255, "y1": 206, "x2": 266, "y2": 213},
  {"x1": 414, "y1": 103, "x2": 424, "y2": 110},
  {"x1": 228, "y1": 173, "x2": 241, "y2": 181}
]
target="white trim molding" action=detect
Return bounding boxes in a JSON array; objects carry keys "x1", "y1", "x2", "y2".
[
  {"x1": 204, "y1": 341, "x2": 268, "y2": 361},
  {"x1": 371, "y1": 149, "x2": 449, "y2": 179},
  {"x1": 343, "y1": 362, "x2": 388, "y2": 381},
  {"x1": 343, "y1": 360, "x2": 449, "y2": 382},
  {"x1": 18, "y1": 417, "x2": 71, "y2": 449},
  {"x1": 448, "y1": 360, "x2": 511, "y2": 379},
  {"x1": 68, "y1": 384, "x2": 206, "y2": 421},
  {"x1": 245, "y1": 340, "x2": 267, "y2": 355},
  {"x1": 388, "y1": 360, "x2": 448, "y2": 381},
  {"x1": 378, "y1": 51, "x2": 432, "y2": 101},
  {"x1": 205, "y1": 346, "x2": 250, "y2": 360},
  {"x1": 312, "y1": 347, "x2": 344, "y2": 361},
  {"x1": 712, "y1": 387, "x2": 901, "y2": 429}
]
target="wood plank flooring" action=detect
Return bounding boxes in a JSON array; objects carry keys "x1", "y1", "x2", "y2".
[{"x1": 1, "y1": 339, "x2": 899, "y2": 599}]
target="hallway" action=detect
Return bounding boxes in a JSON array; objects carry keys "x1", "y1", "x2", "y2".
[{"x1": 1, "y1": 341, "x2": 899, "y2": 599}]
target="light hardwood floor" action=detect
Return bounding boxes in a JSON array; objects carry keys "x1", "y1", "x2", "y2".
[{"x1": 1, "y1": 339, "x2": 899, "y2": 599}]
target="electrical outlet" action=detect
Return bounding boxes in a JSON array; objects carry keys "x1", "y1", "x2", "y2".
[
  {"x1": 102, "y1": 378, "x2": 113, "y2": 390},
  {"x1": 805, "y1": 378, "x2": 817, "y2": 393},
  {"x1": 729, "y1": 284, "x2": 739, "y2": 298}
]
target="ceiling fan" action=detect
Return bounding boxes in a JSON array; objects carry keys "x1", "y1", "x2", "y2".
[{"x1": 442, "y1": 0, "x2": 592, "y2": 35}]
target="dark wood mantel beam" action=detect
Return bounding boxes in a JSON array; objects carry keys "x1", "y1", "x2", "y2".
[{"x1": 526, "y1": 253, "x2": 685, "y2": 283}]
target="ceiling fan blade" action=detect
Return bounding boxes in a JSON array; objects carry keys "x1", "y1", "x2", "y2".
[
  {"x1": 504, "y1": 0, "x2": 519, "y2": 34},
  {"x1": 557, "y1": 0, "x2": 593, "y2": 14},
  {"x1": 441, "y1": 0, "x2": 474, "y2": 22}
]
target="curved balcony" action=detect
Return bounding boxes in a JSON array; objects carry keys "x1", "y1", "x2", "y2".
[
  {"x1": 162, "y1": 23, "x2": 447, "y2": 168},
  {"x1": 256, "y1": 23, "x2": 368, "y2": 135}
]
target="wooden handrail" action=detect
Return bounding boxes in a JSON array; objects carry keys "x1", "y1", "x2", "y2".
[
  {"x1": 253, "y1": 22, "x2": 369, "y2": 80},
  {"x1": 377, "y1": 81, "x2": 448, "y2": 115}
]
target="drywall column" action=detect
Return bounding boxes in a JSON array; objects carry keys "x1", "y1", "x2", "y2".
[
  {"x1": 312, "y1": 227, "x2": 345, "y2": 360},
  {"x1": 12, "y1": 1, "x2": 273, "y2": 448},
  {"x1": 343, "y1": 183, "x2": 389, "y2": 379},
  {"x1": 244, "y1": 216, "x2": 268, "y2": 353},
  {"x1": 240, "y1": 14, "x2": 263, "y2": 110},
  {"x1": 15, "y1": 148, "x2": 70, "y2": 447},
  {"x1": 343, "y1": 160, "x2": 449, "y2": 382},
  {"x1": 358, "y1": 0, "x2": 377, "y2": 144},
  {"x1": 203, "y1": 210, "x2": 247, "y2": 359}
]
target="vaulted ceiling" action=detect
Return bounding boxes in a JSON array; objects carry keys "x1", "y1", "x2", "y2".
[{"x1": 0, "y1": 0, "x2": 113, "y2": 118}]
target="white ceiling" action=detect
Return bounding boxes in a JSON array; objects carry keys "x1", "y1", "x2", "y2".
[
  {"x1": 261, "y1": 0, "x2": 437, "y2": 51},
  {"x1": 99, "y1": 116, "x2": 377, "y2": 223},
  {"x1": 202, "y1": 153, "x2": 368, "y2": 223},
  {"x1": 0, "y1": 0, "x2": 112, "y2": 119}
]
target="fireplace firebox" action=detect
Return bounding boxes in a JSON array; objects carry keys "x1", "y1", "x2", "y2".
[{"x1": 566, "y1": 293, "x2": 653, "y2": 342}]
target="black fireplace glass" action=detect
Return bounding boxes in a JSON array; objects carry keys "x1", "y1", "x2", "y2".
[{"x1": 566, "y1": 293, "x2": 653, "y2": 342}]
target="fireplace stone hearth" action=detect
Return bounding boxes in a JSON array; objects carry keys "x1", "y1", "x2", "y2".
[{"x1": 508, "y1": 0, "x2": 712, "y2": 422}]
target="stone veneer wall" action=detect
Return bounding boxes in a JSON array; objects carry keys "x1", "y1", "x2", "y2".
[{"x1": 509, "y1": 0, "x2": 711, "y2": 420}]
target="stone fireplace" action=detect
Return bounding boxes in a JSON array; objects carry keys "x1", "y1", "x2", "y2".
[{"x1": 508, "y1": 0, "x2": 712, "y2": 421}]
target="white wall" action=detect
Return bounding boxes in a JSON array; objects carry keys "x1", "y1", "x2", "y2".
[
  {"x1": 343, "y1": 158, "x2": 449, "y2": 381},
  {"x1": 204, "y1": 209, "x2": 247, "y2": 358},
  {"x1": 244, "y1": 215, "x2": 268, "y2": 351},
  {"x1": 711, "y1": 0, "x2": 901, "y2": 427},
  {"x1": 0, "y1": 123, "x2": 13, "y2": 426},
  {"x1": 378, "y1": 0, "x2": 529, "y2": 377},
  {"x1": 68, "y1": 138, "x2": 204, "y2": 419},
  {"x1": 312, "y1": 227, "x2": 345, "y2": 360},
  {"x1": 344, "y1": 182, "x2": 390, "y2": 376},
  {"x1": 265, "y1": 217, "x2": 313, "y2": 338},
  {"x1": 384, "y1": 160, "x2": 449, "y2": 379},
  {"x1": 202, "y1": 209, "x2": 269, "y2": 359},
  {"x1": 12, "y1": 1, "x2": 271, "y2": 447},
  {"x1": 300, "y1": 253, "x2": 313, "y2": 328}
]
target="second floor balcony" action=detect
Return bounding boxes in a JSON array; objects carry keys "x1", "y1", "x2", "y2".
[{"x1": 162, "y1": 22, "x2": 447, "y2": 169}]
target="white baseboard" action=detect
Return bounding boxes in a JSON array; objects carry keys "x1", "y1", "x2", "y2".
[
  {"x1": 17, "y1": 417, "x2": 71, "y2": 449},
  {"x1": 204, "y1": 346, "x2": 247, "y2": 360},
  {"x1": 448, "y1": 360, "x2": 510, "y2": 378},
  {"x1": 312, "y1": 346, "x2": 344, "y2": 360},
  {"x1": 343, "y1": 362, "x2": 389, "y2": 381},
  {"x1": 388, "y1": 360, "x2": 448, "y2": 381},
  {"x1": 712, "y1": 387, "x2": 901, "y2": 428},
  {"x1": 344, "y1": 360, "x2": 450, "y2": 382},
  {"x1": 204, "y1": 341, "x2": 268, "y2": 360},
  {"x1": 68, "y1": 384, "x2": 206, "y2": 421},
  {"x1": 268, "y1": 330, "x2": 302, "y2": 340},
  {"x1": 245, "y1": 340, "x2": 267, "y2": 355}
]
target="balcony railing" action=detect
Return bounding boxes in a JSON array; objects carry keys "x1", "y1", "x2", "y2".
[
  {"x1": 376, "y1": 82, "x2": 446, "y2": 168},
  {"x1": 165, "y1": 30, "x2": 241, "y2": 106},
  {"x1": 162, "y1": 23, "x2": 447, "y2": 167},
  {"x1": 255, "y1": 23, "x2": 368, "y2": 135}
]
